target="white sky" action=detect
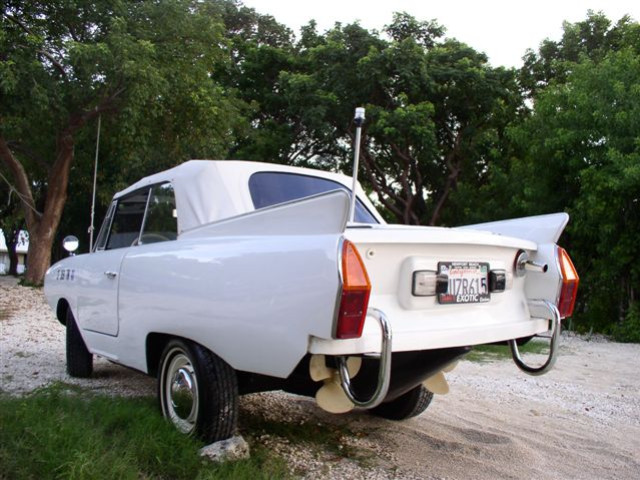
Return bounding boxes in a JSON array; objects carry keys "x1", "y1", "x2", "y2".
[{"x1": 242, "y1": 0, "x2": 639, "y2": 67}]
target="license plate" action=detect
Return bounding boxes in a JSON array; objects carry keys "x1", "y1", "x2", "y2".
[{"x1": 437, "y1": 261, "x2": 490, "y2": 304}]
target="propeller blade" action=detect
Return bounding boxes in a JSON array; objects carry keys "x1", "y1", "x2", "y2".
[
  {"x1": 346, "y1": 356, "x2": 362, "y2": 378},
  {"x1": 315, "y1": 380, "x2": 355, "y2": 413},
  {"x1": 309, "y1": 354, "x2": 332, "y2": 382},
  {"x1": 423, "y1": 371, "x2": 450, "y2": 395},
  {"x1": 443, "y1": 360, "x2": 459, "y2": 373}
]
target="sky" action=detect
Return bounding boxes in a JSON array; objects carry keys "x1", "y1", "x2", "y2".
[{"x1": 241, "y1": 0, "x2": 640, "y2": 68}]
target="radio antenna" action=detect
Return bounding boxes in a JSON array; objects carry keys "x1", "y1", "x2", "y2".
[
  {"x1": 88, "y1": 114, "x2": 101, "y2": 251},
  {"x1": 349, "y1": 107, "x2": 365, "y2": 222}
]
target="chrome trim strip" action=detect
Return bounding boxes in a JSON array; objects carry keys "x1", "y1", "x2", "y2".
[
  {"x1": 509, "y1": 300, "x2": 561, "y2": 376},
  {"x1": 336, "y1": 308, "x2": 392, "y2": 408}
]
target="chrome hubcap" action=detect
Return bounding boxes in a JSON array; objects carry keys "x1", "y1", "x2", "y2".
[
  {"x1": 163, "y1": 350, "x2": 198, "y2": 434},
  {"x1": 171, "y1": 367, "x2": 195, "y2": 419}
]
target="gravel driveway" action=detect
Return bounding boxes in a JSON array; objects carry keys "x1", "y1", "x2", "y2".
[{"x1": 1, "y1": 278, "x2": 639, "y2": 479}]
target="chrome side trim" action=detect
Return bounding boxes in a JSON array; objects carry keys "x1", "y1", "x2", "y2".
[
  {"x1": 509, "y1": 300, "x2": 561, "y2": 376},
  {"x1": 336, "y1": 308, "x2": 392, "y2": 408}
]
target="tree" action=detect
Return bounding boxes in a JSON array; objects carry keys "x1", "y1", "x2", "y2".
[
  {"x1": 519, "y1": 10, "x2": 640, "y2": 97},
  {"x1": 507, "y1": 46, "x2": 640, "y2": 338},
  {"x1": 0, "y1": 0, "x2": 245, "y2": 283},
  {"x1": 274, "y1": 15, "x2": 522, "y2": 225},
  {"x1": 0, "y1": 180, "x2": 25, "y2": 275}
]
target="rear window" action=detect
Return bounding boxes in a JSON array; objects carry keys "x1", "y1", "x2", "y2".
[{"x1": 248, "y1": 172, "x2": 378, "y2": 224}]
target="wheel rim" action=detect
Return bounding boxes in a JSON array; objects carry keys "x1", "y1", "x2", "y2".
[{"x1": 163, "y1": 349, "x2": 199, "y2": 434}]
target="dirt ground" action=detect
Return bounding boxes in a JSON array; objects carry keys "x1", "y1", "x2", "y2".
[{"x1": 1, "y1": 277, "x2": 639, "y2": 479}]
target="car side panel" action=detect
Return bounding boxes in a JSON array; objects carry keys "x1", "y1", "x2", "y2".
[
  {"x1": 110, "y1": 191, "x2": 350, "y2": 377},
  {"x1": 115, "y1": 233, "x2": 341, "y2": 376}
]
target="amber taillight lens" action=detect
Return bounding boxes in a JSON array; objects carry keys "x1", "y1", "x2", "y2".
[
  {"x1": 335, "y1": 240, "x2": 371, "y2": 339},
  {"x1": 557, "y1": 247, "x2": 579, "y2": 318}
]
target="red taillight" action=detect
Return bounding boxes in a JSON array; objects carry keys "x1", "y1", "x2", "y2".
[
  {"x1": 335, "y1": 240, "x2": 371, "y2": 339},
  {"x1": 557, "y1": 247, "x2": 579, "y2": 318}
]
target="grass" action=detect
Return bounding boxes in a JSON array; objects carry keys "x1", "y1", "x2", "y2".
[
  {"x1": 465, "y1": 339, "x2": 549, "y2": 363},
  {"x1": 0, "y1": 383, "x2": 290, "y2": 480}
]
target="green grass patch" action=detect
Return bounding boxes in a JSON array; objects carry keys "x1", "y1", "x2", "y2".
[
  {"x1": 0, "y1": 383, "x2": 290, "y2": 480},
  {"x1": 465, "y1": 340, "x2": 549, "y2": 363}
]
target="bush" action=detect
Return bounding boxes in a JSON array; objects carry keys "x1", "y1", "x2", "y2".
[{"x1": 613, "y1": 302, "x2": 640, "y2": 343}]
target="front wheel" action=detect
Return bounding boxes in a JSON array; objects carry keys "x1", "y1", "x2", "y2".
[
  {"x1": 66, "y1": 308, "x2": 93, "y2": 378},
  {"x1": 369, "y1": 385, "x2": 434, "y2": 420},
  {"x1": 158, "y1": 339, "x2": 238, "y2": 443}
]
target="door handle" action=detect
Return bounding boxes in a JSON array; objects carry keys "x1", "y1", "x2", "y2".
[{"x1": 104, "y1": 271, "x2": 117, "y2": 279}]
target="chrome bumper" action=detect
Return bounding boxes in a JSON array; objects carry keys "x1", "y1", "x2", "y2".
[
  {"x1": 336, "y1": 308, "x2": 392, "y2": 408},
  {"x1": 509, "y1": 300, "x2": 561, "y2": 376},
  {"x1": 336, "y1": 300, "x2": 561, "y2": 409}
]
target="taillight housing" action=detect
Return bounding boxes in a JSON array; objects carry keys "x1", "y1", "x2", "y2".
[
  {"x1": 557, "y1": 247, "x2": 579, "y2": 318},
  {"x1": 335, "y1": 240, "x2": 371, "y2": 339}
]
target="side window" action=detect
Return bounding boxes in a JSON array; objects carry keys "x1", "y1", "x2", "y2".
[
  {"x1": 139, "y1": 183, "x2": 177, "y2": 245},
  {"x1": 248, "y1": 172, "x2": 379, "y2": 224},
  {"x1": 105, "y1": 189, "x2": 149, "y2": 250}
]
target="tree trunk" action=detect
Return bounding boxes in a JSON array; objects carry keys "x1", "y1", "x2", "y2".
[
  {"x1": 24, "y1": 229, "x2": 55, "y2": 284},
  {"x1": 5, "y1": 229, "x2": 20, "y2": 276},
  {"x1": 0, "y1": 133, "x2": 74, "y2": 285}
]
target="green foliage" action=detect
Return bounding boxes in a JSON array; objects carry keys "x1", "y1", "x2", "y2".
[
  {"x1": 0, "y1": 384, "x2": 290, "y2": 480},
  {"x1": 613, "y1": 303, "x2": 640, "y2": 343},
  {"x1": 470, "y1": 13, "x2": 639, "y2": 339},
  {"x1": 1, "y1": 1, "x2": 256, "y2": 259},
  {"x1": 505, "y1": 47, "x2": 640, "y2": 335},
  {"x1": 239, "y1": 14, "x2": 523, "y2": 226},
  {"x1": 519, "y1": 10, "x2": 640, "y2": 97}
]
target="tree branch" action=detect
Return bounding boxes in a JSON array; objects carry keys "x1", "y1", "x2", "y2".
[
  {"x1": 4, "y1": 13, "x2": 67, "y2": 78},
  {"x1": 5, "y1": 141, "x2": 49, "y2": 171},
  {"x1": 0, "y1": 136, "x2": 41, "y2": 229},
  {"x1": 360, "y1": 148, "x2": 404, "y2": 220},
  {"x1": 429, "y1": 131, "x2": 464, "y2": 226}
]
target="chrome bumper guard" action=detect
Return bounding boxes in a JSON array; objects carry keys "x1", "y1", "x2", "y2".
[
  {"x1": 509, "y1": 300, "x2": 561, "y2": 376},
  {"x1": 336, "y1": 301, "x2": 559, "y2": 408},
  {"x1": 336, "y1": 308, "x2": 392, "y2": 409}
]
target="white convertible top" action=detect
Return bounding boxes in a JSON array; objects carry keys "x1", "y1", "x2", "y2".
[{"x1": 114, "y1": 160, "x2": 384, "y2": 233}]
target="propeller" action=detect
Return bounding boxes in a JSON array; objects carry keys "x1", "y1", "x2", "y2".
[
  {"x1": 443, "y1": 360, "x2": 459, "y2": 373},
  {"x1": 423, "y1": 360, "x2": 459, "y2": 395},
  {"x1": 423, "y1": 371, "x2": 450, "y2": 395},
  {"x1": 310, "y1": 355, "x2": 362, "y2": 413}
]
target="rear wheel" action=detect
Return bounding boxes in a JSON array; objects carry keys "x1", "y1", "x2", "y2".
[
  {"x1": 370, "y1": 385, "x2": 433, "y2": 420},
  {"x1": 158, "y1": 339, "x2": 238, "y2": 443},
  {"x1": 66, "y1": 309, "x2": 93, "y2": 378}
]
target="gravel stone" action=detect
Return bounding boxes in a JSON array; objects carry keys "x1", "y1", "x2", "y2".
[{"x1": 199, "y1": 435, "x2": 250, "y2": 463}]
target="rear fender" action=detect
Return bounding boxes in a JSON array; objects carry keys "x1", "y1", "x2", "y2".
[
  {"x1": 180, "y1": 189, "x2": 350, "y2": 239},
  {"x1": 459, "y1": 213, "x2": 569, "y2": 244}
]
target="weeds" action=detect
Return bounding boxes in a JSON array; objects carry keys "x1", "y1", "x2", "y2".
[{"x1": 0, "y1": 383, "x2": 290, "y2": 480}]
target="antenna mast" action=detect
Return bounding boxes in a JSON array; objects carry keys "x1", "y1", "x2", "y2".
[
  {"x1": 349, "y1": 107, "x2": 365, "y2": 222},
  {"x1": 89, "y1": 115, "x2": 101, "y2": 251}
]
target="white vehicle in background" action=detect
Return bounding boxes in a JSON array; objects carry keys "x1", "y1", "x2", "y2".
[{"x1": 44, "y1": 159, "x2": 579, "y2": 443}]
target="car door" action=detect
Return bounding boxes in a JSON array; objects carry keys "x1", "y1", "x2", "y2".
[{"x1": 77, "y1": 189, "x2": 149, "y2": 336}]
